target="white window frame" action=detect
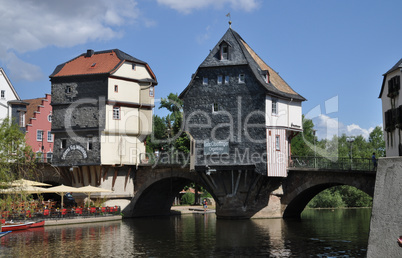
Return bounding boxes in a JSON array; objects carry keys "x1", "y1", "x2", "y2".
[
  {"x1": 113, "y1": 106, "x2": 120, "y2": 120},
  {"x1": 47, "y1": 114, "x2": 52, "y2": 122},
  {"x1": 149, "y1": 86, "x2": 154, "y2": 97},
  {"x1": 221, "y1": 44, "x2": 228, "y2": 60},
  {"x1": 275, "y1": 135, "x2": 280, "y2": 151},
  {"x1": 213, "y1": 103, "x2": 219, "y2": 112},
  {"x1": 272, "y1": 98, "x2": 278, "y2": 115},
  {"x1": 87, "y1": 136, "x2": 93, "y2": 150},
  {"x1": 239, "y1": 74, "x2": 245, "y2": 83},
  {"x1": 217, "y1": 75, "x2": 223, "y2": 85},
  {"x1": 19, "y1": 112, "x2": 25, "y2": 127},
  {"x1": 37, "y1": 130, "x2": 43, "y2": 141},
  {"x1": 46, "y1": 152, "x2": 53, "y2": 163},
  {"x1": 47, "y1": 131, "x2": 53, "y2": 142}
]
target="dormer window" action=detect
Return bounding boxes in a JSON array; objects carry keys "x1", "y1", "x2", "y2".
[
  {"x1": 91, "y1": 62, "x2": 96, "y2": 68},
  {"x1": 261, "y1": 70, "x2": 269, "y2": 83},
  {"x1": 220, "y1": 43, "x2": 229, "y2": 60}
]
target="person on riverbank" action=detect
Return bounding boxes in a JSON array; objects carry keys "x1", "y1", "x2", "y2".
[
  {"x1": 203, "y1": 198, "x2": 208, "y2": 212},
  {"x1": 372, "y1": 152, "x2": 377, "y2": 171}
]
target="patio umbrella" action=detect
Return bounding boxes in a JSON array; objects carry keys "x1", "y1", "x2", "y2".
[
  {"x1": 44, "y1": 184, "x2": 82, "y2": 209},
  {"x1": 4, "y1": 179, "x2": 51, "y2": 187},
  {"x1": 77, "y1": 185, "x2": 112, "y2": 203},
  {"x1": 0, "y1": 185, "x2": 48, "y2": 194}
]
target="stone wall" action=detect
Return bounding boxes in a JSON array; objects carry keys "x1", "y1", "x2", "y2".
[
  {"x1": 183, "y1": 65, "x2": 267, "y2": 175},
  {"x1": 367, "y1": 157, "x2": 402, "y2": 257}
]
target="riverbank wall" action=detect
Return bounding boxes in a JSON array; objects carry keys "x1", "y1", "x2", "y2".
[{"x1": 367, "y1": 157, "x2": 402, "y2": 257}]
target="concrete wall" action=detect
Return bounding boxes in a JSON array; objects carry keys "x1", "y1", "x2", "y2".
[{"x1": 367, "y1": 157, "x2": 402, "y2": 257}]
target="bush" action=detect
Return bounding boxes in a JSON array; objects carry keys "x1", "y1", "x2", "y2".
[{"x1": 181, "y1": 193, "x2": 194, "y2": 205}]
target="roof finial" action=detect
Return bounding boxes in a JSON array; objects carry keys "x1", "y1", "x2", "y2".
[{"x1": 226, "y1": 13, "x2": 231, "y2": 28}]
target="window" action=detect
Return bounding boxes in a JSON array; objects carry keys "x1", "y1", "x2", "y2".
[
  {"x1": 275, "y1": 135, "x2": 280, "y2": 151},
  {"x1": 37, "y1": 130, "x2": 43, "y2": 141},
  {"x1": 114, "y1": 85, "x2": 118, "y2": 92},
  {"x1": 47, "y1": 131, "x2": 53, "y2": 142},
  {"x1": 239, "y1": 74, "x2": 245, "y2": 83},
  {"x1": 47, "y1": 114, "x2": 52, "y2": 122},
  {"x1": 87, "y1": 136, "x2": 93, "y2": 150},
  {"x1": 36, "y1": 151, "x2": 43, "y2": 162},
  {"x1": 213, "y1": 103, "x2": 219, "y2": 112},
  {"x1": 46, "y1": 152, "x2": 53, "y2": 163},
  {"x1": 203, "y1": 77, "x2": 208, "y2": 85},
  {"x1": 149, "y1": 86, "x2": 154, "y2": 97},
  {"x1": 113, "y1": 106, "x2": 120, "y2": 120},
  {"x1": 132, "y1": 63, "x2": 136, "y2": 70},
  {"x1": 91, "y1": 62, "x2": 96, "y2": 68},
  {"x1": 221, "y1": 44, "x2": 228, "y2": 60},
  {"x1": 66, "y1": 86, "x2": 71, "y2": 94},
  {"x1": 272, "y1": 98, "x2": 278, "y2": 115},
  {"x1": 225, "y1": 75, "x2": 229, "y2": 84},
  {"x1": 1, "y1": 90, "x2": 4, "y2": 98},
  {"x1": 264, "y1": 71, "x2": 269, "y2": 83},
  {"x1": 19, "y1": 112, "x2": 25, "y2": 127},
  {"x1": 217, "y1": 75, "x2": 223, "y2": 85},
  {"x1": 61, "y1": 139, "x2": 67, "y2": 149}
]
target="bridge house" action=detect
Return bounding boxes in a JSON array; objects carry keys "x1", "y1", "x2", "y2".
[
  {"x1": 180, "y1": 27, "x2": 305, "y2": 177},
  {"x1": 379, "y1": 58, "x2": 402, "y2": 156},
  {"x1": 49, "y1": 49, "x2": 157, "y2": 205}
]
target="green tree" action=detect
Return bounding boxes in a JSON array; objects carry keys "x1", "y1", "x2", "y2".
[
  {"x1": 0, "y1": 118, "x2": 37, "y2": 214},
  {"x1": 369, "y1": 126, "x2": 385, "y2": 157},
  {"x1": 291, "y1": 116, "x2": 316, "y2": 156}
]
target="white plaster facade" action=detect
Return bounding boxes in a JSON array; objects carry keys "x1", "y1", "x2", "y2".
[
  {"x1": 379, "y1": 59, "x2": 402, "y2": 156},
  {"x1": 0, "y1": 68, "x2": 20, "y2": 121}
]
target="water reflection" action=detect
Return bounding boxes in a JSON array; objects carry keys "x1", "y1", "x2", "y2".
[{"x1": 0, "y1": 209, "x2": 370, "y2": 257}]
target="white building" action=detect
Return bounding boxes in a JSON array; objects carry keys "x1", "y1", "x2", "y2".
[
  {"x1": 379, "y1": 58, "x2": 402, "y2": 156},
  {"x1": 0, "y1": 68, "x2": 20, "y2": 122}
]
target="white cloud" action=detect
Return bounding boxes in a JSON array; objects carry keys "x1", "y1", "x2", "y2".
[
  {"x1": 312, "y1": 114, "x2": 376, "y2": 140},
  {"x1": 156, "y1": 0, "x2": 260, "y2": 14},
  {"x1": 0, "y1": 0, "x2": 143, "y2": 81}
]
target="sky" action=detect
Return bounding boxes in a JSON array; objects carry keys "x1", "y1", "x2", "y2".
[{"x1": 0, "y1": 0, "x2": 400, "y2": 140}]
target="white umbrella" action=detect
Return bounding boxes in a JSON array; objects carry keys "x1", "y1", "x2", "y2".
[
  {"x1": 6, "y1": 179, "x2": 51, "y2": 187},
  {"x1": 0, "y1": 185, "x2": 48, "y2": 194},
  {"x1": 77, "y1": 185, "x2": 112, "y2": 203},
  {"x1": 44, "y1": 184, "x2": 82, "y2": 209}
]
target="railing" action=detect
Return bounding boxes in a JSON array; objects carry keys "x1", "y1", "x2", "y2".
[{"x1": 288, "y1": 156, "x2": 376, "y2": 172}]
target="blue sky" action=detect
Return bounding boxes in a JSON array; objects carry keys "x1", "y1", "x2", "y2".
[{"x1": 0, "y1": 0, "x2": 400, "y2": 139}]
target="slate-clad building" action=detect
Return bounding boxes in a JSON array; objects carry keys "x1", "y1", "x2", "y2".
[
  {"x1": 180, "y1": 27, "x2": 305, "y2": 177},
  {"x1": 50, "y1": 49, "x2": 157, "y2": 168},
  {"x1": 379, "y1": 58, "x2": 402, "y2": 156}
]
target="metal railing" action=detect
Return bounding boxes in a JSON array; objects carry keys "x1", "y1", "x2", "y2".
[{"x1": 288, "y1": 156, "x2": 376, "y2": 172}]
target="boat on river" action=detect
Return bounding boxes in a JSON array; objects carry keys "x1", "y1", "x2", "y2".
[
  {"x1": 0, "y1": 231, "x2": 12, "y2": 238},
  {"x1": 1, "y1": 220, "x2": 44, "y2": 232}
]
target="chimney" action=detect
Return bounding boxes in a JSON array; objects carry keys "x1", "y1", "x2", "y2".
[{"x1": 86, "y1": 49, "x2": 94, "y2": 57}]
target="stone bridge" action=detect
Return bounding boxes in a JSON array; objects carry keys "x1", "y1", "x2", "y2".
[{"x1": 40, "y1": 163, "x2": 376, "y2": 219}]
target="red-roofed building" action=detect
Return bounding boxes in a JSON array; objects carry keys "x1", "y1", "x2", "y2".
[
  {"x1": 49, "y1": 49, "x2": 157, "y2": 171},
  {"x1": 24, "y1": 94, "x2": 53, "y2": 162}
]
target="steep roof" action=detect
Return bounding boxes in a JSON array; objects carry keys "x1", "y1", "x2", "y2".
[
  {"x1": 181, "y1": 28, "x2": 305, "y2": 101},
  {"x1": 49, "y1": 49, "x2": 157, "y2": 84},
  {"x1": 24, "y1": 97, "x2": 46, "y2": 125},
  {"x1": 379, "y1": 58, "x2": 402, "y2": 98},
  {"x1": 0, "y1": 67, "x2": 20, "y2": 100}
]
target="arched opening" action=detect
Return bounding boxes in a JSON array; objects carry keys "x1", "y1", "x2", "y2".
[
  {"x1": 132, "y1": 176, "x2": 210, "y2": 217},
  {"x1": 283, "y1": 184, "x2": 373, "y2": 218}
]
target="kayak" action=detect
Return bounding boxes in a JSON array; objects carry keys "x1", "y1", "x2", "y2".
[{"x1": 0, "y1": 231, "x2": 12, "y2": 238}]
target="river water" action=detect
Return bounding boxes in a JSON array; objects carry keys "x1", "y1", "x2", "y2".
[{"x1": 0, "y1": 208, "x2": 371, "y2": 257}]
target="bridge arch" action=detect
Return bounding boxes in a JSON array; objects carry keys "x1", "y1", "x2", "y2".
[
  {"x1": 124, "y1": 166, "x2": 205, "y2": 217},
  {"x1": 282, "y1": 170, "x2": 376, "y2": 218}
]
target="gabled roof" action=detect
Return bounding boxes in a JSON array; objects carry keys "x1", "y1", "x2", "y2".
[
  {"x1": 379, "y1": 58, "x2": 402, "y2": 98},
  {"x1": 180, "y1": 28, "x2": 305, "y2": 101},
  {"x1": 0, "y1": 67, "x2": 20, "y2": 100},
  {"x1": 49, "y1": 49, "x2": 157, "y2": 84}
]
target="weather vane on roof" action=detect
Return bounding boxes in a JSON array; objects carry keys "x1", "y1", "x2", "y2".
[{"x1": 226, "y1": 13, "x2": 232, "y2": 28}]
